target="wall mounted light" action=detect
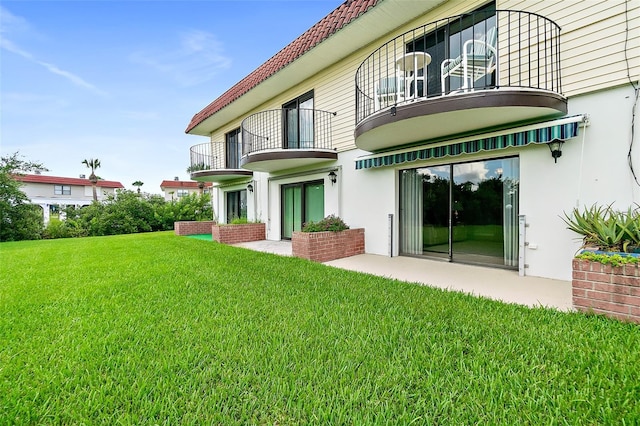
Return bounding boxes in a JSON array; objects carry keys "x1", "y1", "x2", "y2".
[
  {"x1": 547, "y1": 140, "x2": 564, "y2": 163},
  {"x1": 247, "y1": 183, "x2": 254, "y2": 193},
  {"x1": 328, "y1": 171, "x2": 337, "y2": 185}
]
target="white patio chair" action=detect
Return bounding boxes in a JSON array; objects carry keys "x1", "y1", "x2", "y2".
[
  {"x1": 374, "y1": 74, "x2": 405, "y2": 110},
  {"x1": 441, "y1": 26, "x2": 497, "y2": 94}
]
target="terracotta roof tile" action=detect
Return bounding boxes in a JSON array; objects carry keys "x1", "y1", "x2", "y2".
[
  {"x1": 15, "y1": 174, "x2": 124, "y2": 188},
  {"x1": 186, "y1": 0, "x2": 379, "y2": 133},
  {"x1": 160, "y1": 180, "x2": 212, "y2": 189}
]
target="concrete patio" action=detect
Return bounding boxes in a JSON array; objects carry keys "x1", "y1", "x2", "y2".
[{"x1": 232, "y1": 240, "x2": 573, "y2": 311}]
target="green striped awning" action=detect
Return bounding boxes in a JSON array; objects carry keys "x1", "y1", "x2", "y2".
[{"x1": 355, "y1": 116, "x2": 583, "y2": 170}]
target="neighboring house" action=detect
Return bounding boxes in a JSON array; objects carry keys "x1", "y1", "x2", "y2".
[
  {"x1": 160, "y1": 178, "x2": 211, "y2": 201},
  {"x1": 185, "y1": 0, "x2": 639, "y2": 281},
  {"x1": 15, "y1": 174, "x2": 124, "y2": 224}
]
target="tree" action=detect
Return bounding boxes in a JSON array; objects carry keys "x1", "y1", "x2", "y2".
[
  {"x1": 82, "y1": 158, "x2": 101, "y2": 201},
  {"x1": 58, "y1": 191, "x2": 212, "y2": 238},
  {"x1": 0, "y1": 152, "x2": 48, "y2": 241},
  {"x1": 132, "y1": 180, "x2": 144, "y2": 194}
]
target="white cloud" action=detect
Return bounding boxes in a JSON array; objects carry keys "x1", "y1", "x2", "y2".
[
  {"x1": 455, "y1": 162, "x2": 489, "y2": 185},
  {"x1": 0, "y1": 6, "x2": 30, "y2": 35},
  {"x1": 130, "y1": 29, "x2": 232, "y2": 86},
  {"x1": 0, "y1": 6, "x2": 107, "y2": 97}
]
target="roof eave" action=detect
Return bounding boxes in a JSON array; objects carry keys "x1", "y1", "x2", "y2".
[{"x1": 186, "y1": 0, "x2": 447, "y2": 136}]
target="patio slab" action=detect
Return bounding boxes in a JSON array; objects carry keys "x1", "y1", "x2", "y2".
[
  {"x1": 232, "y1": 240, "x2": 293, "y2": 256},
  {"x1": 326, "y1": 254, "x2": 573, "y2": 311},
  {"x1": 231, "y1": 240, "x2": 573, "y2": 311}
]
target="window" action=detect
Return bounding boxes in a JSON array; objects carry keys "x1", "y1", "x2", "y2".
[
  {"x1": 225, "y1": 128, "x2": 242, "y2": 169},
  {"x1": 399, "y1": 156, "x2": 519, "y2": 268},
  {"x1": 283, "y1": 91, "x2": 314, "y2": 149},
  {"x1": 226, "y1": 190, "x2": 247, "y2": 223},
  {"x1": 177, "y1": 189, "x2": 189, "y2": 198},
  {"x1": 54, "y1": 185, "x2": 71, "y2": 195}
]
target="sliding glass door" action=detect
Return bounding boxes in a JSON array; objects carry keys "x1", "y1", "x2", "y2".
[
  {"x1": 407, "y1": 2, "x2": 496, "y2": 96},
  {"x1": 281, "y1": 180, "x2": 324, "y2": 239},
  {"x1": 283, "y1": 91, "x2": 314, "y2": 149},
  {"x1": 226, "y1": 190, "x2": 247, "y2": 223},
  {"x1": 400, "y1": 157, "x2": 519, "y2": 268}
]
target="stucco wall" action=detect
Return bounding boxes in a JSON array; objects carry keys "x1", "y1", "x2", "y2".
[{"x1": 521, "y1": 84, "x2": 639, "y2": 280}]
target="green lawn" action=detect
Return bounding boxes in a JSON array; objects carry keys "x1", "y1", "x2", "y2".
[{"x1": 1, "y1": 232, "x2": 638, "y2": 424}]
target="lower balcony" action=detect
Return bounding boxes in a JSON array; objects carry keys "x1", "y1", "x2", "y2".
[
  {"x1": 240, "y1": 109, "x2": 338, "y2": 173},
  {"x1": 355, "y1": 9, "x2": 567, "y2": 152},
  {"x1": 189, "y1": 142, "x2": 253, "y2": 183}
]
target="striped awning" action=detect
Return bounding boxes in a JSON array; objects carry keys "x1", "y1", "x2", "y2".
[{"x1": 355, "y1": 115, "x2": 584, "y2": 170}]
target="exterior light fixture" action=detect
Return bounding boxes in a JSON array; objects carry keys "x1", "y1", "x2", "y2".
[
  {"x1": 247, "y1": 183, "x2": 254, "y2": 192},
  {"x1": 328, "y1": 171, "x2": 337, "y2": 185},
  {"x1": 547, "y1": 140, "x2": 564, "y2": 163}
]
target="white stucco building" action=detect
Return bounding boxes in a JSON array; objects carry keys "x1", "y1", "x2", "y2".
[
  {"x1": 185, "y1": 0, "x2": 639, "y2": 281},
  {"x1": 159, "y1": 178, "x2": 212, "y2": 202},
  {"x1": 15, "y1": 174, "x2": 124, "y2": 224}
]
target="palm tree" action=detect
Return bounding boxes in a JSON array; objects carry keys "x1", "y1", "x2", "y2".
[
  {"x1": 132, "y1": 180, "x2": 144, "y2": 194},
  {"x1": 82, "y1": 158, "x2": 101, "y2": 201}
]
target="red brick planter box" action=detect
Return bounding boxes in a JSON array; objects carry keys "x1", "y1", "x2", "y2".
[
  {"x1": 174, "y1": 220, "x2": 216, "y2": 236},
  {"x1": 292, "y1": 228, "x2": 365, "y2": 262},
  {"x1": 572, "y1": 258, "x2": 640, "y2": 323},
  {"x1": 212, "y1": 223, "x2": 266, "y2": 244}
]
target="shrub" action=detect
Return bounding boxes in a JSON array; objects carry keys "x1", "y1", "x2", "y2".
[
  {"x1": 229, "y1": 217, "x2": 249, "y2": 225},
  {"x1": 43, "y1": 218, "x2": 70, "y2": 239},
  {"x1": 575, "y1": 250, "x2": 639, "y2": 266},
  {"x1": 219, "y1": 217, "x2": 261, "y2": 225},
  {"x1": 56, "y1": 191, "x2": 213, "y2": 239},
  {"x1": 302, "y1": 215, "x2": 350, "y2": 232},
  {"x1": 563, "y1": 203, "x2": 640, "y2": 252}
]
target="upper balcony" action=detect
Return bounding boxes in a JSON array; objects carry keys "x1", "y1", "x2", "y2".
[
  {"x1": 355, "y1": 9, "x2": 567, "y2": 152},
  {"x1": 241, "y1": 108, "x2": 338, "y2": 173},
  {"x1": 189, "y1": 142, "x2": 253, "y2": 183}
]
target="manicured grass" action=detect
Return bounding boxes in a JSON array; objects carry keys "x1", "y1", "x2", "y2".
[{"x1": 1, "y1": 232, "x2": 639, "y2": 424}]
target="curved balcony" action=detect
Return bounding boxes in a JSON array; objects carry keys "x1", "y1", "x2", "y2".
[
  {"x1": 189, "y1": 142, "x2": 253, "y2": 183},
  {"x1": 241, "y1": 108, "x2": 338, "y2": 173},
  {"x1": 355, "y1": 10, "x2": 567, "y2": 152}
]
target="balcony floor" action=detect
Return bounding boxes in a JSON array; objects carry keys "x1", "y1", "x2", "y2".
[
  {"x1": 191, "y1": 169, "x2": 253, "y2": 183},
  {"x1": 241, "y1": 149, "x2": 338, "y2": 173},
  {"x1": 355, "y1": 88, "x2": 567, "y2": 152}
]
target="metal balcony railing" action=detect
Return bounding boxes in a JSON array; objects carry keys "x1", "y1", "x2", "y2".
[
  {"x1": 355, "y1": 10, "x2": 562, "y2": 124},
  {"x1": 241, "y1": 108, "x2": 336, "y2": 156},
  {"x1": 189, "y1": 142, "x2": 228, "y2": 173}
]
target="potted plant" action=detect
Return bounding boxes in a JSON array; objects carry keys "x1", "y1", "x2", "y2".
[
  {"x1": 563, "y1": 203, "x2": 640, "y2": 323},
  {"x1": 563, "y1": 203, "x2": 640, "y2": 253},
  {"x1": 292, "y1": 215, "x2": 365, "y2": 262}
]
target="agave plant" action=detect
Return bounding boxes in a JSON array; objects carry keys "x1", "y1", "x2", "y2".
[
  {"x1": 614, "y1": 204, "x2": 640, "y2": 252},
  {"x1": 563, "y1": 203, "x2": 640, "y2": 252}
]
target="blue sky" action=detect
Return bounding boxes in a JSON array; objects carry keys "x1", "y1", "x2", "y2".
[{"x1": 1, "y1": 0, "x2": 343, "y2": 193}]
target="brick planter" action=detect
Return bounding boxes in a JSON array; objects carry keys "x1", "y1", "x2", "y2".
[
  {"x1": 292, "y1": 228, "x2": 365, "y2": 262},
  {"x1": 572, "y1": 258, "x2": 640, "y2": 323},
  {"x1": 212, "y1": 223, "x2": 266, "y2": 244},
  {"x1": 174, "y1": 220, "x2": 216, "y2": 236}
]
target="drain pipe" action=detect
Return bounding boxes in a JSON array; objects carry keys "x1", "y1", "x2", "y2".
[
  {"x1": 388, "y1": 213, "x2": 394, "y2": 257},
  {"x1": 249, "y1": 179, "x2": 258, "y2": 223}
]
